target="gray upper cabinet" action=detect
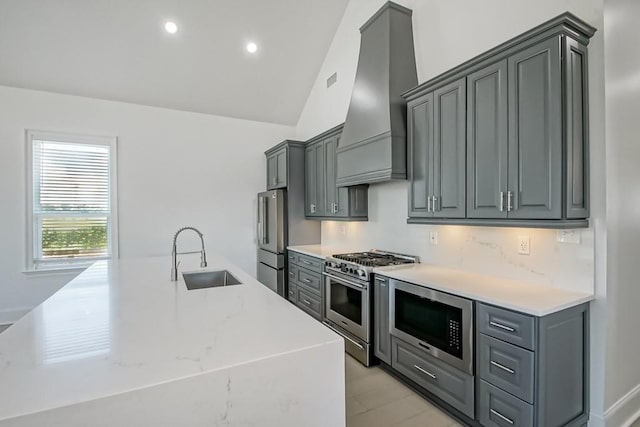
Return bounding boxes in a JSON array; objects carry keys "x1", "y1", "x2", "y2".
[
  {"x1": 507, "y1": 38, "x2": 562, "y2": 219},
  {"x1": 305, "y1": 124, "x2": 368, "y2": 221},
  {"x1": 407, "y1": 79, "x2": 466, "y2": 219},
  {"x1": 404, "y1": 13, "x2": 595, "y2": 228},
  {"x1": 467, "y1": 60, "x2": 509, "y2": 219},
  {"x1": 305, "y1": 141, "x2": 325, "y2": 217},
  {"x1": 265, "y1": 146, "x2": 288, "y2": 190}
]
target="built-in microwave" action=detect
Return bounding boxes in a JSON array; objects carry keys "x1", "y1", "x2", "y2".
[{"x1": 389, "y1": 279, "x2": 474, "y2": 375}]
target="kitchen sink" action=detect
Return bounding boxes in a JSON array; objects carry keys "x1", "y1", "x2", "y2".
[{"x1": 182, "y1": 270, "x2": 242, "y2": 290}]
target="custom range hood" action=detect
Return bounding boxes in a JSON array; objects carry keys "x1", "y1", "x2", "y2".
[{"x1": 336, "y1": 2, "x2": 417, "y2": 187}]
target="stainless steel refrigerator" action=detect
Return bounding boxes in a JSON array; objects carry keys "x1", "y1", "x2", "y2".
[{"x1": 256, "y1": 189, "x2": 286, "y2": 296}]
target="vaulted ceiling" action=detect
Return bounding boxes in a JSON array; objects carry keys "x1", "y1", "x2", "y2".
[{"x1": 0, "y1": 0, "x2": 348, "y2": 124}]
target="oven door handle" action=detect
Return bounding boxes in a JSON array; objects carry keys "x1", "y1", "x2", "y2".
[
  {"x1": 322, "y1": 321, "x2": 365, "y2": 350},
  {"x1": 322, "y1": 272, "x2": 365, "y2": 290}
]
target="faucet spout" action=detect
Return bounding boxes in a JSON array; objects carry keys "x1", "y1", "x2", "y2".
[{"x1": 171, "y1": 226, "x2": 207, "y2": 281}]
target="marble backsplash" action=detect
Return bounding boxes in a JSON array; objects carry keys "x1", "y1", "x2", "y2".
[{"x1": 321, "y1": 181, "x2": 595, "y2": 294}]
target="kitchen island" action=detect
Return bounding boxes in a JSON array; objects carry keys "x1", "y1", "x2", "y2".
[{"x1": 0, "y1": 255, "x2": 345, "y2": 426}]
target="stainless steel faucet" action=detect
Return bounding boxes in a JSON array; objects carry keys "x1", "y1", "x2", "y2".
[{"x1": 171, "y1": 226, "x2": 208, "y2": 281}]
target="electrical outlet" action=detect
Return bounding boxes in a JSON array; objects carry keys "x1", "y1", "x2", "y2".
[
  {"x1": 518, "y1": 236, "x2": 530, "y2": 255},
  {"x1": 557, "y1": 230, "x2": 581, "y2": 244},
  {"x1": 340, "y1": 225, "x2": 347, "y2": 236},
  {"x1": 429, "y1": 231, "x2": 438, "y2": 245}
]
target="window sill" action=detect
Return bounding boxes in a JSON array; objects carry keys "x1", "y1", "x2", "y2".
[{"x1": 22, "y1": 265, "x2": 90, "y2": 276}]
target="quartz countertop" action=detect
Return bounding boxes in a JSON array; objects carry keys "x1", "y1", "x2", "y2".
[
  {"x1": 373, "y1": 264, "x2": 594, "y2": 316},
  {"x1": 287, "y1": 244, "x2": 366, "y2": 259},
  {"x1": 0, "y1": 255, "x2": 341, "y2": 422}
]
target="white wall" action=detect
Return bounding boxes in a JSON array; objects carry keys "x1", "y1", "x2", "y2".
[
  {"x1": 601, "y1": 0, "x2": 640, "y2": 425},
  {"x1": 0, "y1": 85, "x2": 293, "y2": 323},
  {"x1": 295, "y1": 0, "x2": 610, "y2": 423}
]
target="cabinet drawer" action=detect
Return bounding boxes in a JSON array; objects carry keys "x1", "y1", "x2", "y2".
[
  {"x1": 478, "y1": 303, "x2": 535, "y2": 350},
  {"x1": 391, "y1": 337, "x2": 474, "y2": 419},
  {"x1": 287, "y1": 251, "x2": 298, "y2": 264},
  {"x1": 478, "y1": 380, "x2": 534, "y2": 427},
  {"x1": 288, "y1": 265, "x2": 298, "y2": 282},
  {"x1": 296, "y1": 254, "x2": 323, "y2": 273},
  {"x1": 297, "y1": 269, "x2": 322, "y2": 295},
  {"x1": 287, "y1": 283, "x2": 298, "y2": 303},
  {"x1": 479, "y1": 334, "x2": 535, "y2": 403},
  {"x1": 297, "y1": 288, "x2": 321, "y2": 320}
]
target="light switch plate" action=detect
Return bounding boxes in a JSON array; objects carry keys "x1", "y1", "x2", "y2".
[
  {"x1": 340, "y1": 225, "x2": 347, "y2": 236},
  {"x1": 518, "y1": 236, "x2": 530, "y2": 255}
]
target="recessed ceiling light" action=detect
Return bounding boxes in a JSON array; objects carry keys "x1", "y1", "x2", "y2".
[
  {"x1": 164, "y1": 21, "x2": 178, "y2": 34},
  {"x1": 246, "y1": 42, "x2": 258, "y2": 53}
]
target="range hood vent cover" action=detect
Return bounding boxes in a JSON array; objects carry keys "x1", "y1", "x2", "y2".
[{"x1": 336, "y1": 2, "x2": 417, "y2": 187}]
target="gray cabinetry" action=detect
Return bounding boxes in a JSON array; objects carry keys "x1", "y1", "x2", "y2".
[
  {"x1": 405, "y1": 13, "x2": 595, "y2": 228},
  {"x1": 467, "y1": 60, "x2": 508, "y2": 219},
  {"x1": 373, "y1": 276, "x2": 391, "y2": 364},
  {"x1": 477, "y1": 302, "x2": 589, "y2": 426},
  {"x1": 304, "y1": 124, "x2": 368, "y2": 220},
  {"x1": 305, "y1": 141, "x2": 325, "y2": 217},
  {"x1": 287, "y1": 250, "x2": 324, "y2": 321},
  {"x1": 407, "y1": 78, "x2": 466, "y2": 219},
  {"x1": 266, "y1": 146, "x2": 288, "y2": 190}
]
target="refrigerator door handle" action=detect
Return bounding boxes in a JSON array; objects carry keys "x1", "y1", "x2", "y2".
[
  {"x1": 260, "y1": 196, "x2": 269, "y2": 244},
  {"x1": 257, "y1": 196, "x2": 264, "y2": 244}
]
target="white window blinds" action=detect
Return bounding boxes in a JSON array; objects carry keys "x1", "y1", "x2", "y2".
[{"x1": 28, "y1": 132, "x2": 117, "y2": 270}]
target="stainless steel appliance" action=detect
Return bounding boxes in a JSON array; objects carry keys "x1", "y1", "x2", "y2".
[
  {"x1": 323, "y1": 250, "x2": 419, "y2": 366},
  {"x1": 389, "y1": 279, "x2": 474, "y2": 374},
  {"x1": 256, "y1": 190, "x2": 286, "y2": 296}
]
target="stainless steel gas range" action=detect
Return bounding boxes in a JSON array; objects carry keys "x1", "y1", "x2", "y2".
[{"x1": 322, "y1": 250, "x2": 419, "y2": 366}]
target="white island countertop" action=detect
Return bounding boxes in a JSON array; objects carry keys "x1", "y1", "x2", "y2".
[
  {"x1": 0, "y1": 255, "x2": 344, "y2": 426},
  {"x1": 374, "y1": 264, "x2": 594, "y2": 317}
]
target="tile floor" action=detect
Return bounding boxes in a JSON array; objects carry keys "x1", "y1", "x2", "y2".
[{"x1": 345, "y1": 355, "x2": 461, "y2": 427}]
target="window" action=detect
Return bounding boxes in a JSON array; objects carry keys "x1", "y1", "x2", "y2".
[{"x1": 27, "y1": 131, "x2": 118, "y2": 271}]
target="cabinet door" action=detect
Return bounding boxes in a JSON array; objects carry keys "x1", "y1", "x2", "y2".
[
  {"x1": 324, "y1": 136, "x2": 338, "y2": 216},
  {"x1": 314, "y1": 142, "x2": 326, "y2": 217},
  {"x1": 467, "y1": 60, "x2": 508, "y2": 218},
  {"x1": 266, "y1": 153, "x2": 278, "y2": 190},
  {"x1": 374, "y1": 277, "x2": 391, "y2": 364},
  {"x1": 407, "y1": 93, "x2": 434, "y2": 218},
  {"x1": 508, "y1": 38, "x2": 562, "y2": 219},
  {"x1": 305, "y1": 145, "x2": 317, "y2": 216},
  {"x1": 275, "y1": 148, "x2": 287, "y2": 188},
  {"x1": 433, "y1": 77, "x2": 466, "y2": 218}
]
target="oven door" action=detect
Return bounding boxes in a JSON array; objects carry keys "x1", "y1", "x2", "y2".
[
  {"x1": 390, "y1": 279, "x2": 473, "y2": 375},
  {"x1": 324, "y1": 272, "x2": 369, "y2": 342}
]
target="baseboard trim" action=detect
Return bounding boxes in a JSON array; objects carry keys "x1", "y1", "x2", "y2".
[
  {"x1": 0, "y1": 307, "x2": 32, "y2": 325},
  {"x1": 605, "y1": 382, "x2": 640, "y2": 427}
]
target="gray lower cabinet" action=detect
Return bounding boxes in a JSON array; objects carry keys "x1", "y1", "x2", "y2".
[
  {"x1": 373, "y1": 276, "x2": 391, "y2": 364},
  {"x1": 407, "y1": 78, "x2": 466, "y2": 219},
  {"x1": 405, "y1": 13, "x2": 594, "y2": 228},
  {"x1": 477, "y1": 302, "x2": 589, "y2": 426},
  {"x1": 305, "y1": 123, "x2": 368, "y2": 220},
  {"x1": 265, "y1": 145, "x2": 288, "y2": 190},
  {"x1": 392, "y1": 337, "x2": 475, "y2": 419},
  {"x1": 287, "y1": 250, "x2": 324, "y2": 321},
  {"x1": 374, "y1": 275, "x2": 589, "y2": 426}
]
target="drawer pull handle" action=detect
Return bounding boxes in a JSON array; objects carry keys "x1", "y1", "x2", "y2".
[
  {"x1": 303, "y1": 279, "x2": 312, "y2": 284},
  {"x1": 303, "y1": 299, "x2": 312, "y2": 305},
  {"x1": 490, "y1": 409, "x2": 514, "y2": 425},
  {"x1": 413, "y1": 365, "x2": 437, "y2": 380},
  {"x1": 289, "y1": 272, "x2": 295, "y2": 277},
  {"x1": 491, "y1": 360, "x2": 515, "y2": 374},
  {"x1": 289, "y1": 256, "x2": 295, "y2": 260},
  {"x1": 302, "y1": 260, "x2": 313, "y2": 265},
  {"x1": 490, "y1": 321, "x2": 516, "y2": 332}
]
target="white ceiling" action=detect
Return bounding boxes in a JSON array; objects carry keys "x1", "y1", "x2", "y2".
[{"x1": 0, "y1": 0, "x2": 348, "y2": 125}]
